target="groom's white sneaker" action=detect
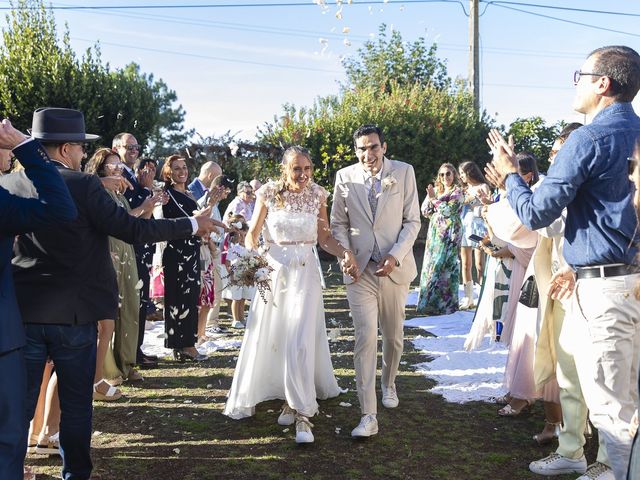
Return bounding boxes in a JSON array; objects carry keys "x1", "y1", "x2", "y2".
[
  {"x1": 382, "y1": 384, "x2": 399, "y2": 408},
  {"x1": 277, "y1": 404, "x2": 296, "y2": 426},
  {"x1": 351, "y1": 414, "x2": 378, "y2": 438},
  {"x1": 295, "y1": 415, "x2": 314, "y2": 444}
]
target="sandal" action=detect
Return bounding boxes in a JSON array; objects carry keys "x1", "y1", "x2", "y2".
[
  {"x1": 93, "y1": 379, "x2": 122, "y2": 401},
  {"x1": 497, "y1": 399, "x2": 532, "y2": 417},
  {"x1": 492, "y1": 394, "x2": 512, "y2": 405},
  {"x1": 533, "y1": 421, "x2": 561, "y2": 446}
]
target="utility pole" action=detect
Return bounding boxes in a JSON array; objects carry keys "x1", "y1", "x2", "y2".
[{"x1": 468, "y1": 0, "x2": 480, "y2": 115}]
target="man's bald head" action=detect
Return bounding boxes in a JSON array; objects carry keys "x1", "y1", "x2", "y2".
[{"x1": 199, "y1": 161, "x2": 222, "y2": 188}]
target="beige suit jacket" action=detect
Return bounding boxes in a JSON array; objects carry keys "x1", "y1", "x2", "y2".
[{"x1": 330, "y1": 157, "x2": 421, "y2": 285}]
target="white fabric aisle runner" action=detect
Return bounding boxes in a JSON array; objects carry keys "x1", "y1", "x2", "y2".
[
  {"x1": 405, "y1": 285, "x2": 508, "y2": 404},
  {"x1": 141, "y1": 320, "x2": 242, "y2": 359}
]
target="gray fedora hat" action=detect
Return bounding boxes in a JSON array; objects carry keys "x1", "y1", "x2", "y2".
[{"x1": 30, "y1": 107, "x2": 100, "y2": 142}]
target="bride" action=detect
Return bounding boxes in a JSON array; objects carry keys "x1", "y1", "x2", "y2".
[{"x1": 223, "y1": 146, "x2": 358, "y2": 444}]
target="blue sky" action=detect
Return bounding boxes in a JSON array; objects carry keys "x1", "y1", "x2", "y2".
[{"x1": 2, "y1": 1, "x2": 640, "y2": 140}]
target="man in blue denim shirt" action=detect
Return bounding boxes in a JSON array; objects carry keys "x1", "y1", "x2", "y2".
[{"x1": 487, "y1": 46, "x2": 640, "y2": 480}]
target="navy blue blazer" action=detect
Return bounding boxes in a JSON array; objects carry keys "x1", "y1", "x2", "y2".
[
  {"x1": 12, "y1": 165, "x2": 196, "y2": 326},
  {"x1": 122, "y1": 167, "x2": 151, "y2": 209},
  {"x1": 0, "y1": 140, "x2": 77, "y2": 354},
  {"x1": 188, "y1": 178, "x2": 207, "y2": 201}
]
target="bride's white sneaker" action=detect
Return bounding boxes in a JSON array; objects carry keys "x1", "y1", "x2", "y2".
[
  {"x1": 277, "y1": 404, "x2": 296, "y2": 426},
  {"x1": 382, "y1": 384, "x2": 399, "y2": 408},
  {"x1": 351, "y1": 414, "x2": 378, "y2": 438},
  {"x1": 295, "y1": 415, "x2": 314, "y2": 444}
]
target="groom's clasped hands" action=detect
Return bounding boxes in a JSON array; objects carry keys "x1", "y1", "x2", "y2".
[{"x1": 340, "y1": 250, "x2": 360, "y2": 281}]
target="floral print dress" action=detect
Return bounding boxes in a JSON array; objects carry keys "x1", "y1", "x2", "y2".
[{"x1": 416, "y1": 187, "x2": 464, "y2": 315}]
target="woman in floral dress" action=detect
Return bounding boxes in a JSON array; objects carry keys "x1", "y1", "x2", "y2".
[{"x1": 416, "y1": 163, "x2": 464, "y2": 315}]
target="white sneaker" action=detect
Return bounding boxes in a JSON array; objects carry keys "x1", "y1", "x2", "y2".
[
  {"x1": 529, "y1": 453, "x2": 587, "y2": 475},
  {"x1": 277, "y1": 404, "x2": 296, "y2": 426},
  {"x1": 382, "y1": 384, "x2": 399, "y2": 408},
  {"x1": 351, "y1": 414, "x2": 378, "y2": 437},
  {"x1": 295, "y1": 415, "x2": 314, "y2": 444},
  {"x1": 575, "y1": 462, "x2": 614, "y2": 480},
  {"x1": 231, "y1": 320, "x2": 245, "y2": 329}
]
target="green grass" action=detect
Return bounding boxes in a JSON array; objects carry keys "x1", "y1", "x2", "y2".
[{"x1": 25, "y1": 259, "x2": 599, "y2": 479}]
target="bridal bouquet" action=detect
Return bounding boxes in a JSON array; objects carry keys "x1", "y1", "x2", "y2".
[{"x1": 227, "y1": 248, "x2": 274, "y2": 303}]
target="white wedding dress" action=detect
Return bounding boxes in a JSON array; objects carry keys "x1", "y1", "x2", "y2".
[{"x1": 223, "y1": 181, "x2": 342, "y2": 419}]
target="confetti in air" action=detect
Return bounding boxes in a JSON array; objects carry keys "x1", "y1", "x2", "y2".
[{"x1": 319, "y1": 38, "x2": 329, "y2": 55}]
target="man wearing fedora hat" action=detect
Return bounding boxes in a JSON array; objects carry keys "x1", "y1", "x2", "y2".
[
  {"x1": 12, "y1": 107, "x2": 221, "y2": 480},
  {"x1": 0, "y1": 118, "x2": 77, "y2": 480}
]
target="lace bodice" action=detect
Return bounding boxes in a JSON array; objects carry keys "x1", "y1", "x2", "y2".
[{"x1": 256, "y1": 181, "x2": 329, "y2": 244}]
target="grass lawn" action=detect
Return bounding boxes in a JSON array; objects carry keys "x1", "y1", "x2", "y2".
[{"x1": 26, "y1": 259, "x2": 598, "y2": 479}]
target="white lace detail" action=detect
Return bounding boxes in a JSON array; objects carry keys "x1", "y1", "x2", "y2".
[
  {"x1": 257, "y1": 181, "x2": 328, "y2": 245},
  {"x1": 257, "y1": 181, "x2": 328, "y2": 215}
]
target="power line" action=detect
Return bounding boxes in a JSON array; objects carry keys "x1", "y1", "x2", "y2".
[
  {"x1": 481, "y1": 1, "x2": 640, "y2": 18},
  {"x1": 0, "y1": 1, "x2": 466, "y2": 11},
  {"x1": 45, "y1": 0, "x2": 587, "y2": 61},
  {"x1": 491, "y1": 3, "x2": 640, "y2": 39},
  {"x1": 73, "y1": 37, "x2": 343, "y2": 73}
]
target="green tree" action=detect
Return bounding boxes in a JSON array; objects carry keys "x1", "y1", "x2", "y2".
[
  {"x1": 0, "y1": 0, "x2": 190, "y2": 157},
  {"x1": 257, "y1": 26, "x2": 492, "y2": 194},
  {"x1": 341, "y1": 24, "x2": 450, "y2": 92},
  {"x1": 507, "y1": 116, "x2": 564, "y2": 172},
  {"x1": 258, "y1": 79, "x2": 492, "y2": 193}
]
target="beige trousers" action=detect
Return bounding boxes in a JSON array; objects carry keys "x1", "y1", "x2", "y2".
[
  {"x1": 554, "y1": 299, "x2": 609, "y2": 464},
  {"x1": 206, "y1": 251, "x2": 223, "y2": 328},
  {"x1": 570, "y1": 273, "x2": 640, "y2": 480},
  {"x1": 346, "y1": 262, "x2": 409, "y2": 415}
]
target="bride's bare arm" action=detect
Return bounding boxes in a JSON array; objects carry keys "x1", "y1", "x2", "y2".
[{"x1": 245, "y1": 197, "x2": 267, "y2": 251}]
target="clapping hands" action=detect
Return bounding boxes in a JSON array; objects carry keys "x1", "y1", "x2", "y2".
[
  {"x1": 101, "y1": 175, "x2": 133, "y2": 194},
  {"x1": 0, "y1": 119, "x2": 28, "y2": 150},
  {"x1": 484, "y1": 130, "x2": 517, "y2": 189}
]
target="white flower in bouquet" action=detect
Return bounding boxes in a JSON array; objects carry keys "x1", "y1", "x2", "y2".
[{"x1": 255, "y1": 267, "x2": 271, "y2": 282}]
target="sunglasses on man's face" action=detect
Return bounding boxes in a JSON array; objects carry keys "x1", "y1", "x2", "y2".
[
  {"x1": 122, "y1": 144, "x2": 142, "y2": 152},
  {"x1": 439, "y1": 171, "x2": 453, "y2": 177},
  {"x1": 67, "y1": 142, "x2": 88, "y2": 153}
]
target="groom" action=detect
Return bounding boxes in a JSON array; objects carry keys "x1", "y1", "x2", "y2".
[{"x1": 331, "y1": 125, "x2": 420, "y2": 437}]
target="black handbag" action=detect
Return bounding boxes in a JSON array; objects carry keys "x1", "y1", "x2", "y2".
[{"x1": 519, "y1": 275, "x2": 539, "y2": 308}]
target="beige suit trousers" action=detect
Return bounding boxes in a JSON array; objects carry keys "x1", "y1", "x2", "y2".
[
  {"x1": 554, "y1": 300, "x2": 609, "y2": 465},
  {"x1": 569, "y1": 273, "x2": 640, "y2": 480},
  {"x1": 347, "y1": 262, "x2": 409, "y2": 415}
]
